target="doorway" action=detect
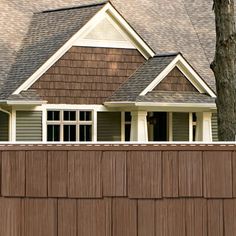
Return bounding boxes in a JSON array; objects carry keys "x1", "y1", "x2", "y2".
[{"x1": 148, "y1": 112, "x2": 168, "y2": 141}]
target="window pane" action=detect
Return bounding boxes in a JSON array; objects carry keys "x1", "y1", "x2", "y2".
[
  {"x1": 64, "y1": 111, "x2": 76, "y2": 121},
  {"x1": 64, "y1": 125, "x2": 76, "y2": 141},
  {"x1": 47, "y1": 111, "x2": 60, "y2": 121},
  {"x1": 47, "y1": 125, "x2": 60, "y2": 141},
  {"x1": 79, "y1": 125, "x2": 92, "y2": 141},
  {"x1": 125, "y1": 112, "x2": 131, "y2": 122},
  {"x1": 80, "y1": 111, "x2": 92, "y2": 121}
]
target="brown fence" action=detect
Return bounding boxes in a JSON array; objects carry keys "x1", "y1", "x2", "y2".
[{"x1": 0, "y1": 143, "x2": 236, "y2": 236}]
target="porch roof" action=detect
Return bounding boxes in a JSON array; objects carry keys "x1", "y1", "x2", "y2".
[
  {"x1": 107, "y1": 54, "x2": 177, "y2": 102},
  {"x1": 136, "y1": 91, "x2": 215, "y2": 104}
]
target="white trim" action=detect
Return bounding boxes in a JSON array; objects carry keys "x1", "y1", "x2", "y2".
[
  {"x1": 43, "y1": 104, "x2": 109, "y2": 111},
  {"x1": 105, "y1": 101, "x2": 216, "y2": 109},
  {"x1": 139, "y1": 54, "x2": 216, "y2": 98},
  {"x1": 6, "y1": 100, "x2": 47, "y2": 105},
  {"x1": 11, "y1": 109, "x2": 16, "y2": 142},
  {"x1": 189, "y1": 112, "x2": 193, "y2": 142},
  {"x1": 13, "y1": 3, "x2": 154, "y2": 95},
  {"x1": 168, "y1": 112, "x2": 173, "y2": 141},
  {"x1": 135, "y1": 102, "x2": 216, "y2": 108},
  {"x1": 42, "y1": 107, "x2": 47, "y2": 142},
  {"x1": 93, "y1": 111, "x2": 97, "y2": 142},
  {"x1": 121, "y1": 111, "x2": 125, "y2": 142}
]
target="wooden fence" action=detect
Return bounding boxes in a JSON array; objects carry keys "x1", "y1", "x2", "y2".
[{"x1": 0, "y1": 143, "x2": 236, "y2": 236}]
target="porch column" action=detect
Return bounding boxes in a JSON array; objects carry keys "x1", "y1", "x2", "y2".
[
  {"x1": 130, "y1": 111, "x2": 148, "y2": 142},
  {"x1": 196, "y1": 112, "x2": 212, "y2": 142}
]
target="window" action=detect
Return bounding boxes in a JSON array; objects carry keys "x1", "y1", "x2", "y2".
[{"x1": 47, "y1": 110, "x2": 93, "y2": 142}]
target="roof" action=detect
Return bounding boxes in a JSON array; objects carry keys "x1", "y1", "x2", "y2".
[
  {"x1": 7, "y1": 90, "x2": 43, "y2": 102},
  {"x1": 136, "y1": 91, "x2": 216, "y2": 104},
  {"x1": 0, "y1": 1, "x2": 107, "y2": 100},
  {"x1": 0, "y1": 0, "x2": 217, "y2": 100},
  {"x1": 107, "y1": 54, "x2": 177, "y2": 102}
]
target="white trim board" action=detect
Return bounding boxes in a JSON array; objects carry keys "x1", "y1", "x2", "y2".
[
  {"x1": 139, "y1": 54, "x2": 216, "y2": 98},
  {"x1": 13, "y1": 2, "x2": 154, "y2": 95}
]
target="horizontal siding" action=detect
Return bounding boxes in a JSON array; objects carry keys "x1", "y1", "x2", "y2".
[
  {"x1": 173, "y1": 112, "x2": 189, "y2": 141},
  {"x1": 212, "y1": 113, "x2": 218, "y2": 142},
  {"x1": 16, "y1": 111, "x2": 42, "y2": 141},
  {"x1": 97, "y1": 112, "x2": 121, "y2": 141},
  {"x1": 0, "y1": 112, "x2": 9, "y2": 141}
]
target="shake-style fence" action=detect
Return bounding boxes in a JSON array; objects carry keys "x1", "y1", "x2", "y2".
[{"x1": 0, "y1": 143, "x2": 235, "y2": 236}]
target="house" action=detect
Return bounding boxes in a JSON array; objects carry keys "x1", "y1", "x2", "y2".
[{"x1": 0, "y1": 0, "x2": 218, "y2": 142}]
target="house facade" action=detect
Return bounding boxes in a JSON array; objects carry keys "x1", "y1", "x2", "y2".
[{"x1": 0, "y1": 1, "x2": 218, "y2": 142}]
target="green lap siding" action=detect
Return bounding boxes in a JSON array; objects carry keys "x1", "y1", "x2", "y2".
[
  {"x1": 211, "y1": 113, "x2": 218, "y2": 142},
  {"x1": 0, "y1": 112, "x2": 9, "y2": 141},
  {"x1": 97, "y1": 112, "x2": 121, "y2": 141},
  {"x1": 173, "y1": 112, "x2": 189, "y2": 141},
  {"x1": 16, "y1": 111, "x2": 42, "y2": 141}
]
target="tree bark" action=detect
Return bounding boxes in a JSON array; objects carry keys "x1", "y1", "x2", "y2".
[{"x1": 211, "y1": 0, "x2": 236, "y2": 141}]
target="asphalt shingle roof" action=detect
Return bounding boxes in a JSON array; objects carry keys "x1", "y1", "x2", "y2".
[
  {"x1": 107, "y1": 54, "x2": 178, "y2": 102},
  {"x1": 0, "y1": 1, "x2": 106, "y2": 99},
  {"x1": 0, "y1": 0, "x2": 221, "y2": 100},
  {"x1": 136, "y1": 91, "x2": 215, "y2": 104},
  {"x1": 7, "y1": 90, "x2": 43, "y2": 101}
]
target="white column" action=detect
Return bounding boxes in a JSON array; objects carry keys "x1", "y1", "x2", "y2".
[
  {"x1": 196, "y1": 112, "x2": 212, "y2": 142},
  {"x1": 130, "y1": 111, "x2": 148, "y2": 142}
]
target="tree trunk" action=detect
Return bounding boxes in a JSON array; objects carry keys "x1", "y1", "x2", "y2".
[{"x1": 211, "y1": 0, "x2": 236, "y2": 141}]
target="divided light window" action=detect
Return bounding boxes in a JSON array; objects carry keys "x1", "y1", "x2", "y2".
[{"x1": 47, "y1": 110, "x2": 93, "y2": 142}]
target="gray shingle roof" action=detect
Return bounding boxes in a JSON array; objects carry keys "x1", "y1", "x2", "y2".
[
  {"x1": 0, "y1": 2, "x2": 106, "y2": 99},
  {"x1": 136, "y1": 91, "x2": 215, "y2": 104},
  {"x1": 7, "y1": 90, "x2": 43, "y2": 102},
  {"x1": 0, "y1": 0, "x2": 220, "y2": 101},
  {"x1": 107, "y1": 54, "x2": 178, "y2": 102}
]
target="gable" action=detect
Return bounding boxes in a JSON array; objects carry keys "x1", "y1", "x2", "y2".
[
  {"x1": 140, "y1": 54, "x2": 216, "y2": 98},
  {"x1": 75, "y1": 16, "x2": 135, "y2": 49},
  {"x1": 153, "y1": 67, "x2": 198, "y2": 92},
  {"x1": 11, "y1": 2, "x2": 154, "y2": 97},
  {"x1": 30, "y1": 46, "x2": 145, "y2": 104}
]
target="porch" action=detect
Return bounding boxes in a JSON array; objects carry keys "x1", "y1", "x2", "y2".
[
  {"x1": 0, "y1": 108, "x2": 217, "y2": 142},
  {"x1": 97, "y1": 110, "x2": 216, "y2": 142}
]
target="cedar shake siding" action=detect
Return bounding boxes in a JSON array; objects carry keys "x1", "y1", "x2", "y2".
[
  {"x1": 153, "y1": 67, "x2": 198, "y2": 92},
  {"x1": 30, "y1": 47, "x2": 145, "y2": 104},
  {"x1": 0, "y1": 144, "x2": 236, "y2": 235}
]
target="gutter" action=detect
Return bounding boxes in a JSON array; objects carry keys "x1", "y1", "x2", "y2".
[{"x1": 6, "y1": 100, "x2": 48, "y2": 105}]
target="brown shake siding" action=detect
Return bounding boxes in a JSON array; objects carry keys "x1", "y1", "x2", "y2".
[
  {"x1": 153, "y1": 67, "x2": 198, "y2": 92},
  {"x1": 30, "y1": 47, "x2": 145, "y2": 104}
]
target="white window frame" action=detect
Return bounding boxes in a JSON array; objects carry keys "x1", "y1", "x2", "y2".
[{"x1": 46, "y1": 109, "x2": 94, "y2": 142}]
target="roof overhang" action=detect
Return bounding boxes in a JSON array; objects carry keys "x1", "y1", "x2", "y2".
[{"x1": 104, "y1": 101, "x2": 216, "y2": 111}]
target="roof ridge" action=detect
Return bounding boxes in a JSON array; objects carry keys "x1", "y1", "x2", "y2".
[
  {"x1": 40, "y1": 1, "x2": 108, "y2": 14},
  {"x1": 154, "y1": 52, "x2": 180, "y2": 57}
]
